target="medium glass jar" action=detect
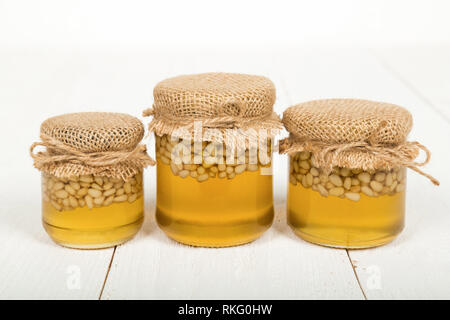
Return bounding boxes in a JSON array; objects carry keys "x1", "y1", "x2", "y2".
[
  {"x1": 280, "y1": 98, "x2": 438, "y2": 249},
  {"x1": 287, "y1": 151, "x2": 406, "y2": 248},
  {"x1": 42, "y1": 172, "x2": 144, "y2": 249},
  {"x1": 155, "y1": 134, "x2": 274, "y2": 247}
]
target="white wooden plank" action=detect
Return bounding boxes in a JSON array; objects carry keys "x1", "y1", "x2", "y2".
[
  {"x1": 276, "y1": 47, "x2": 450, "y2": 299},
  {"x1": 102, "y1": 50, "x2": 364, "y2": 300},
  {"x1": 0, "y1": 171, "x2": 114, "y2": 299},
  {"x1": 0, "y1": 51, "x2": 129, "y2": 299},
  {"x1": 348, "y1": 49, "x2": 450, "y2": 300},
  {"x1": 373, "y1": 46, "x2": 450, "y2": 122}
]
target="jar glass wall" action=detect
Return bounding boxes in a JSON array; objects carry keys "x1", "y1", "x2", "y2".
[
  {"x1": 155, "y1": 134, "x2": 274, "y2": 247},
  {"x1": 287, "y1": 151, "x2": 406, "y2": 248},
  {"x1": 41, "y1": 172, "x2": 144, "y2": 249}
]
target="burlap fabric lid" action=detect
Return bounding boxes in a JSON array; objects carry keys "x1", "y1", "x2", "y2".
[
  {"x1": 143, "y1": 73, "x2": 282, "y2": 142},
  {"x1": 31, "y1": 112, "x2": 155, "y2": 180},
  {"x1": 280, "y1": 99, "x2": 438, "y2": 185}
]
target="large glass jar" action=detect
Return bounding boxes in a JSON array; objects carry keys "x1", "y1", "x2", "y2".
[
  {"x1": 145, "y1": 72, "x2": 281, "y2": 247},
  {"x1": 42, "y1": 172, "x2": 144, "y2": 249},
  {"x1": 155, "y1": 134, "x2": 274, "y2": 247},
  {"x1": 287, "y1": 151, "x2": 406, "y2": 248}
]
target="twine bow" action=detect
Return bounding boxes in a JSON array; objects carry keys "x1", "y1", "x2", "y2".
[
  {"x1": 30, "y1": 134, "x2": 155, "y2": 170},
  {"x1": 143, "y1": 99, "x2": 277, "y2": 130},
  {"x1": 280, "y1": 122, "x2": 439, "y2": 186}
]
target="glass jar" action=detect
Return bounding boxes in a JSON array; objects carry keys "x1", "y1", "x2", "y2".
[
  {"x1": 41, "y1": 172, "x2": 144, "y2": 249},
  {"x1": 155, "y1": 134, "x2": 274, "y2": 247},
  {"x1": 31, "y1": 112, "x2": 152, "y2": 249},
  {"x1": 287, "y1": 151, "x2": 406, "y2": 248}
]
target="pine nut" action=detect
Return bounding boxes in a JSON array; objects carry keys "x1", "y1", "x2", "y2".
[
  {"x1": 361, "y1": 186, "x2": 374, "y2": 197},
  {"x1": 55, "y1": 190, "x2": 69, "y2": 199},
  {"x1": 345, "y1": 192, "x2": 360, "y2": 201},
  {"x1": 103, "y1": 182, "x2": 113, "y2": 190},
  {"x1": 329, "y1": 174, "x2": 343, "y2": 187},
  {"x1": 374, "y1": 172, "x2": 386, "y2": 182},
  {"x1": 88, "y1": 189, "x2": 102, "y2": 198},
  {"x1": 197, "y1": 174, "x2": 209, "y2": 182},
  {"x1": 235, "y1": 164, "x2": 246, "y2": 174},
  {"x1": 114, "y1": 195, "x2": 128, "y2": 202},
  {"x1": 370, "y1": 181, "x2": 383, "y2": 192},
  {"x1": 94, "y1": 177, "x2": 103, "y2": 186},
  {"x1": 64, "y1": 184, "x2": 76, "y2": 195},
  {"x1": 85, "y1": 195, "x2": 94, "y2": 209},
  {"x1": 329, "y1": 187, "x2": 345, "y2": 197},
  {"x1": 343, "y1": 177, "x2": 352, "y2": 190},
  {"x1": 357, "y1": 172, "x2": 371, "y2": 184},
  {"x1": 310, "y1": 167, "x2": 319, "y2": 176},
  {"x1": 128, "y1": 194, "x2": 138, "y2": 203},
  {"x1": 124, "y1": 182, "x2": 132, "y2": 194},
  {"x1": 69, "y1": 181, "x2": 81, "y2": 190},
  {"x1": 317, "y1": 184, "x2": 328, "y2": 197},
  {"x1": 103, "y1": 188, "x2": 116, "y2": 197},
  {"x1": 179, "y1": 170, "x2": 190, "y2": 178}
]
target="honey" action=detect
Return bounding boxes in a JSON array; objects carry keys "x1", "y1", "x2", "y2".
[
  {"x1": 287, "y1": 152, "x2": 406, "y2": 248},
  {"x1": 155, "y1": 134, "x2": 274, "y2": 247},
  {"x1": 156, "y1": 161, "x2": 273, "y2": 247},
  {"x1": 288, "y1": 182, "x2": 405, "y2": 248},
  {"x1": 43, "y1": 196, "x2": 144, "y2": 249},
  {"x1": 41, "y1": 173, "x2": 144, "y2": 249}
]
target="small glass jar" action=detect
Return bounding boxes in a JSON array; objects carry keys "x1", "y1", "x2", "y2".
[
  {"x1": 155, "y1": 134, "x2": 274, "y2": 247},
  {"x1": 31, "y1": 112, "x2": 153, "y2": 249},
  {"x1": 287, "y1": 151, "x2": 406, "y2": 248},
  {"x1": 41, "y1": 172, "x2": 144, "y2": 249}
]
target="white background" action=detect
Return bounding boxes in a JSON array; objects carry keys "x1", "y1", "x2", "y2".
[
  {"x1": 1, "y1": 0, "x2": 450, "y2": 299},
  {"x1": 1, "y1": 0, "x2": 450, "y2": 48}
]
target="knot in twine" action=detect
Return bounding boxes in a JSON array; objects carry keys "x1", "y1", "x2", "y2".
[
  {"x1": 279, "y1": 121, "x2": 439, "y2": 186},
  {"x1": 30, "y1": 134, "x2": 155, "y2": 170},
  {"x1": 143, "y1": 98, "x2": 275, "y2": 130}
]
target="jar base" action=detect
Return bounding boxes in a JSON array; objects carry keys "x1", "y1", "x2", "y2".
[
  {"x1": 290, "y1": 227, "x2": 399, "y2": 249},
  {"x1": 161, "y1": 230, "x2": 266, "y2": 248},
  {"x1": 156, "y1": 207, "x2": 274, "y2": 248},
  {"x1": 42, "y1": 217, "x2": 143, "y2": 250}
]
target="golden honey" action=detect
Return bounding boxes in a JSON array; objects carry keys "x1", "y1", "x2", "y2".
[
  {"x1": 155, "y1": 133, "x2": 274, "y2": 247},
  {"x1": 156, "y1": 162, "x2": 273, "y2": 247},
  {"x1": 288, "y1": 185, "x2": 405, "y2": 248},
  {"x1": 41, "y1": 173, "x2": 144, "y2": 249},
  {"x1": 287, "y1": 153, "x2": 406, "y2": 248}
]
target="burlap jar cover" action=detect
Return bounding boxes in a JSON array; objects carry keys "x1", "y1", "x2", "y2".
[
  {"x1": 279, "y1": 99, "x2": 439, "y2": 185},
  {"x1": 143, "y1": 72, "x2": 282, "y2": 147},
  {"x1": 30, "y1": 112, "x2": 155, "y2": 181}
]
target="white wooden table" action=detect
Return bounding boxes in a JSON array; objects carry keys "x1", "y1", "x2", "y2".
[{"x1": 0, "y1": 47, "x2": 449, "y2": 299}]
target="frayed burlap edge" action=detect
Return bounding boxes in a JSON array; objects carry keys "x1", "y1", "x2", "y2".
[
  {"x1": 279, "y1": 135, "x2": 439, "y2": 186},
  {"x1": 143, "y1": 108, "x2": 283, "y2": 146},
  {"x1": 30, "y1": 134, "x2": 155, "y2": 181}
]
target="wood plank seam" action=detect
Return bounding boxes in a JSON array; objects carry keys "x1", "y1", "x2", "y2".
[
  {"x1": 346, "y1": 249, "x2": 367, "y2": 300},
  {"x1": 99, "y1": 246, "x2": 117, "y2": 300}
]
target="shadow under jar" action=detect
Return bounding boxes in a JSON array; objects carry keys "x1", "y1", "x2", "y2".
[
  {"x1": 144, "y1": 72, "x2": 282, "y2": 247},
  {"x1": 31, "y1": 112, "x2": 154, "y2": 249},
  {"x1": 281, "y1": 99, "x2": 438, "y2": 249}
]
